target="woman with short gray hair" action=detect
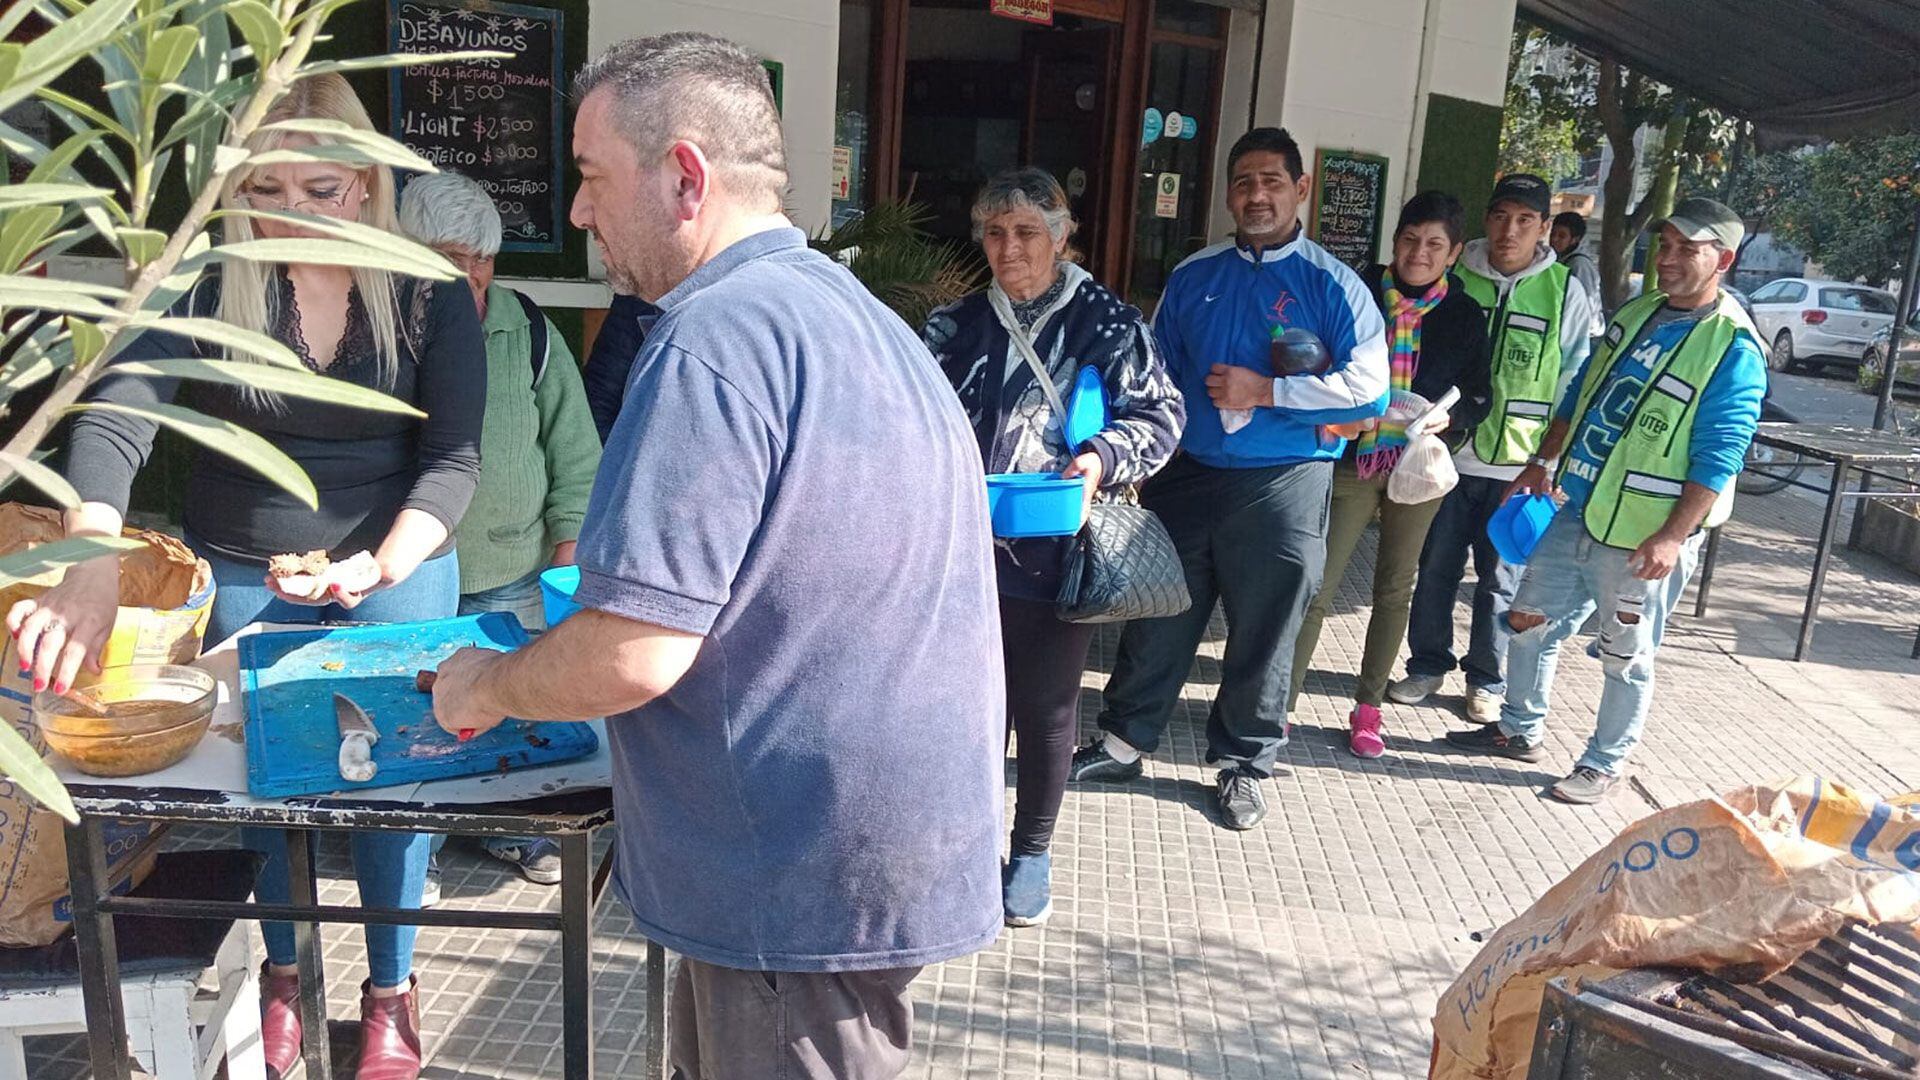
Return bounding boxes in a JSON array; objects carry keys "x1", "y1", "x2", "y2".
[
  {"x1": 399, "y1": 171, "x2": 602, "y2": 891},
  {"x1": 922, "y1": 166, "x2": 1184, "y2": 928}
]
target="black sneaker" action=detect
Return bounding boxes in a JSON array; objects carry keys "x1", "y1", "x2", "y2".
[
  {"x1": 1068, "y1": 737, "x2": 1144, "y2": 782},
  {"x1": 482, "y1": 838, "x2": 563, "y2": 885},
  {"x1": 1215, "y1": 768, "x2": 1267, "y2": 830},
  {"x1": 1444, "y1": 724, "x2": 1547, "y2": 763}
]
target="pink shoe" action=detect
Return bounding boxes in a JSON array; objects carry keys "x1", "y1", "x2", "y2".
[{"x1": 1348, "y1": 704, "x2": 1385, "y2": 758}]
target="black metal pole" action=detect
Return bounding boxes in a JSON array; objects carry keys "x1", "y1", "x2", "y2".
[
  {"x1": 559, "y1": 830, "x2": 597, "y2": 1079},
  {"x1": 65, "y1": 816, "x2": 131, "y2": 1080},
  {"x1": 288, "y1": 828, "x2": 334, "y2": 1080},
  {"x1": 1797, "y1": 460, "x2": 1854, "y2": 661},
  {"x1": 1874, "y1": 202, "x2": 1920, "y2": 431},
  {"x1": 647, "y1": 940, "x2": 669, "y2": 1079}
]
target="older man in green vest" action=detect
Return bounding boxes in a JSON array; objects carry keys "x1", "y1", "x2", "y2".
[
  {"x1": 1391, "y1": 174, "x2": 1596, "y2": 723},
  {"x1": 1445, "y1": 198, "x2": 1766, "y2": 804}
]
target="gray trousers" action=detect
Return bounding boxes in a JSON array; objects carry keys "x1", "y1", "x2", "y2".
[
  {"x1": 668, "y1": 957, "x2": 923, "y2": 1080},
  {"x1": 1097, "y1": 454, "x2": 1334, "y2": 777}
]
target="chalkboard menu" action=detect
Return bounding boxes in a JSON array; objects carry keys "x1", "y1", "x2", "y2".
[
  {"x1": 1309, "y1": 149, "x2": 1390, "y2": 270},
  {"x1": 388, "y1": 0, "x2": 565, "y2": 253}
]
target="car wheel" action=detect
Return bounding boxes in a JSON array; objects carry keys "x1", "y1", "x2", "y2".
[
  {"x1": 1770, "y1": 330, "x2": 1799, "y2": 374},
  {"x1": 1859, "y1": 348, "x2": 1883, "y2": 393}
]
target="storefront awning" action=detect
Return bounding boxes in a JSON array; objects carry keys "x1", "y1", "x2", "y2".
[{"x1": 1517, "y1": 0, "x2": 1920, "y2": 139}]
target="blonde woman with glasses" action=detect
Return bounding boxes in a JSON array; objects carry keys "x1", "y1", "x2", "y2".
[{"x1": 6, "y1": 72, "x2": 484, "y2": 1080}]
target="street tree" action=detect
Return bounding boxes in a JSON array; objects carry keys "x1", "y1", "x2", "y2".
[
  {"x1": 1728, "y1": 134, "x2": 1920, "y2": 288},
  {"x1": 1499, "y1": 21, "x2": 1735, "y2": 308}
]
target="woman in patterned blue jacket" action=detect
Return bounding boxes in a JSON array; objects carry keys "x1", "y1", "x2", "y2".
[{"x1": 923, "y1": 168, "x2": 1184, "y2": 929}]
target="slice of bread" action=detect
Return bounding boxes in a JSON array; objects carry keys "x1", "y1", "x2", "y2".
[{"x1": 266, "y1": 549, "x2": 380, "y2": 599}]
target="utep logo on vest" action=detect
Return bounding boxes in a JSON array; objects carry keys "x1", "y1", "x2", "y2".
[
  {"x1": 1638, "y1": 412, "x2": 1670, "y2": 438},
  {"x1": 1498, "y1": 337, "x2": 1536, "y2": 376}
]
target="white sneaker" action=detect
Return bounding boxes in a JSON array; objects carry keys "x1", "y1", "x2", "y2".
[
  {"x1": 1465, "y1": 686, "x2": 1502, "y2": 725},
  {"x1": 1386, "y1": 673, "x2": 1445, "y2": 705}
]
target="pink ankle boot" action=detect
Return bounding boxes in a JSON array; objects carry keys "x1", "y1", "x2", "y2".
[{"x1": 1348, "y1": 703, "x2": 1386, "y2": 758}]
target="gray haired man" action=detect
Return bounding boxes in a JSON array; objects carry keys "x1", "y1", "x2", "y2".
[{"x1": 424, "y1": 32, "x2": 1006, "y2": 1078}]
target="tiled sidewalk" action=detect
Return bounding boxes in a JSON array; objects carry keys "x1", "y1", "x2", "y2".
[{"x1": 27, "y1": 486, "x2": 1920, "y2": 1078}]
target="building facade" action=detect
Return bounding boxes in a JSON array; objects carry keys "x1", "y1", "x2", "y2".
[{"x1": 584, "y1": 0, "x2": 1516, "y2": 310}]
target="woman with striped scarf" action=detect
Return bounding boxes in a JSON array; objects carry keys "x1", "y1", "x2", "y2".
[{"x1": 1288, "y1": 191, "x2": 1494, "y2": 758}]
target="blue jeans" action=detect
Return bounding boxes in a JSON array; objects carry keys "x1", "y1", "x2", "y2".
[
  {"x1": 195, "y1": 538, "x2": 459, "y2": 988},
  {"x1": 1497, "y1": 513, "x2": 1702, "y2": 776},
  {"x1": 1405, "y1": 473, "x2": 1523, "y2": 693},
  {"x1": 457, "y1": 569, "x2": 546, "y2": 859},
  {"x1": 459, "y1": 568, "x2": 548, "y2": 632}
]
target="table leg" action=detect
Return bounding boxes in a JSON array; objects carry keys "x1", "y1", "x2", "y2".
[
  {"x1": 647, "y1": 940, "x2": 668, "y2": 1079},
  {"x1": 1693, "y1": 526, "x2": 1723, "y2": 618},
  {"x1": 64, "y1": 816, "x2": 130, "y2": 1080},
  {"x1": 286, "y1": 828, "x2": 333, "y2": 1080},
  {"x1": 1798, "y1": 461, "x2": 1852, "y2": 662},
  {"x1": 559, "y1": 831, "x2": 596, "y2": 1079}
]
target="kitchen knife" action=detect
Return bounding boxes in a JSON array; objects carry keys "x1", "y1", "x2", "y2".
[{"x1": 333, "y1": 692, "x2": 380, "y2": 782}]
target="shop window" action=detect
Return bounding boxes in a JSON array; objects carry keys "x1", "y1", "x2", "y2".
[
  {"x1": 1154, "y1": 0, "x2": 1226, "y2": 38},
  {"x1": 1129, "y1": 39, "x2": 1221, "y2": 307},
  {"x1": 832, "y1": 0, "x2": 875, "y2": 227}
]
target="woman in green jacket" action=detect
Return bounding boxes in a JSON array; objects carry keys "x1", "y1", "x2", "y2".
[{"x1": 399, "y1": 170, "x2": 602, "y2": 887}]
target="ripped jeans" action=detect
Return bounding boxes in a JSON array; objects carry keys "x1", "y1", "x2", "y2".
[{"x1": 1497, "y1": 512, "x2": 1702, "y2": 776}]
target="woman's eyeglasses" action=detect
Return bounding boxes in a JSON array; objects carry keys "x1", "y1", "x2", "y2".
[
  {"x1": 235, "y1": 174, "x2": 362, "y2": 215},
  {"x1": 440, "y1": 249, "x2": 495, "y2": 274}
]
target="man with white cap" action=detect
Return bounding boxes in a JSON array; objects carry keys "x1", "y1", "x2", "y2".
[{"x1": 1444, "y1": 197, "x2": 1766, "y2": 804}]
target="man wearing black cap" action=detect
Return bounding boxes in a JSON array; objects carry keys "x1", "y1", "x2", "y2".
[
  {"x1": 1390, "y1": 173, "x2": 1596, "y2": 723},
  {"x1": 1445, "y1": 197, "x2": 1765, "y2": 804}
]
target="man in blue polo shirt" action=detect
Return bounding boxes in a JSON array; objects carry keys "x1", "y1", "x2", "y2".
[
  {"x1": 427, "y1": 33, "x2": 1003, "y2": 1078},
  {"x1": 1070, "y1": 127, "x2": 1389, "y2": 830}
]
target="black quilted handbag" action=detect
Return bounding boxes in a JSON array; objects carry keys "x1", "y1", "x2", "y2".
[{"x1": 1055, "y1": 496, "x2": 1192, "y2": 624}]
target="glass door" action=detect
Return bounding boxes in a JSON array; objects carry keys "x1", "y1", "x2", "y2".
[
  {"x1": 1023, "y1": 27, "x2": 1117, "y2": 269},
  {"x1": 1128, "y1": 3, "x2": 1227, "y2": 308}
]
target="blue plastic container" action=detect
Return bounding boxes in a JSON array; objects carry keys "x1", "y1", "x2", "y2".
[
  {"x1": 986, "y1": 472, "x2": 1087, "y2": 538},
  {"x1": 1065, "y1": 365, "x2": 1107, "y2": 449},
  {"x1": 539, "y1": 565, "x2": 583, "y2": 627},
  {"x1": 1487, "y1": 493, "x2": 1559, "y2": 565}
]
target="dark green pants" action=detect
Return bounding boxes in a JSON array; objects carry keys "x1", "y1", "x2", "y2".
[{"x1": 1290, "y1": 458, "x2": 1445, "y2": 708}]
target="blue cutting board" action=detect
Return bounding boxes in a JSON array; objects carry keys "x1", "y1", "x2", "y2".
[{"x1": 239, "y1": 613, "x2": 599, "y2": 798}]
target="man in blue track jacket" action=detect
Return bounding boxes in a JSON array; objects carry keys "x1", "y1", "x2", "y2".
[{"x1": 1071, "y1": 127, "x2": 1390, "y2": 830}]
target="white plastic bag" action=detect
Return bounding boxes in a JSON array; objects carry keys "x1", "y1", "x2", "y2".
[{"x1": 1387, "y1": 430, "x2": 1458, "y2": 504}]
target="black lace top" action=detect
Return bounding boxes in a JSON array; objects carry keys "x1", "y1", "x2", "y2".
[
  {"x1": 274, "y1": 266, "x2": 374, "y2": 373},
  {"x1": 67, "y1": 270, "x2": 487, "y2": 564}
]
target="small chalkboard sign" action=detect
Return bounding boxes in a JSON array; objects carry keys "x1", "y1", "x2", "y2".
[
  {"x1": 388, "y1": 0, "x2": 564, "y2": 253},
  {"x1": 1309, "y1": 149, "x2": 1389, "y2": 270}
]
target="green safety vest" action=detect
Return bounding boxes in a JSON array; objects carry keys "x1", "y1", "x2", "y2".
[
  {"x1": 1458, "y1": 263, "x2": 1570, "y2": 466},
  {"x1": 1559, "y1": 290, "x2": 1759, "y2": 550}
]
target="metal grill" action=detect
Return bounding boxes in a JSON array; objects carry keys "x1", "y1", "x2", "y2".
[
  {"x1": 1663, "y1": 923, "x2": 1920, "y2": 1076},
  {"x1": 1530, "y1": 923, "x2": 1920, "y2": 1079}
]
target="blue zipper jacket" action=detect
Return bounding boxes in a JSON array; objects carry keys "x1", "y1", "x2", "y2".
[{"x1": 1153, "y1": 232, "x2": 1390, "y2": 468}]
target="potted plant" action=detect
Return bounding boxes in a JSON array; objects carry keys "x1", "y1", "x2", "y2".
[{"x1": 0, "y1": 0, "x2": 501, "y2": 819}]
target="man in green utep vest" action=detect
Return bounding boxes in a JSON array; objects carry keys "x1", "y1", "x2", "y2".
[
  {"x1": 1445, "y1": 198, "x2": 1766, "y2": 804},
  {"x1": 1390, "y1": 174, "x2": 1596, "y2": 724}
]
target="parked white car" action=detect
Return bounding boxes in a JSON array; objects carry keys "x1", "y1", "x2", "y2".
[{"x1": 1747, "y1": 277, "x2": 1898, "y2": 374}]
